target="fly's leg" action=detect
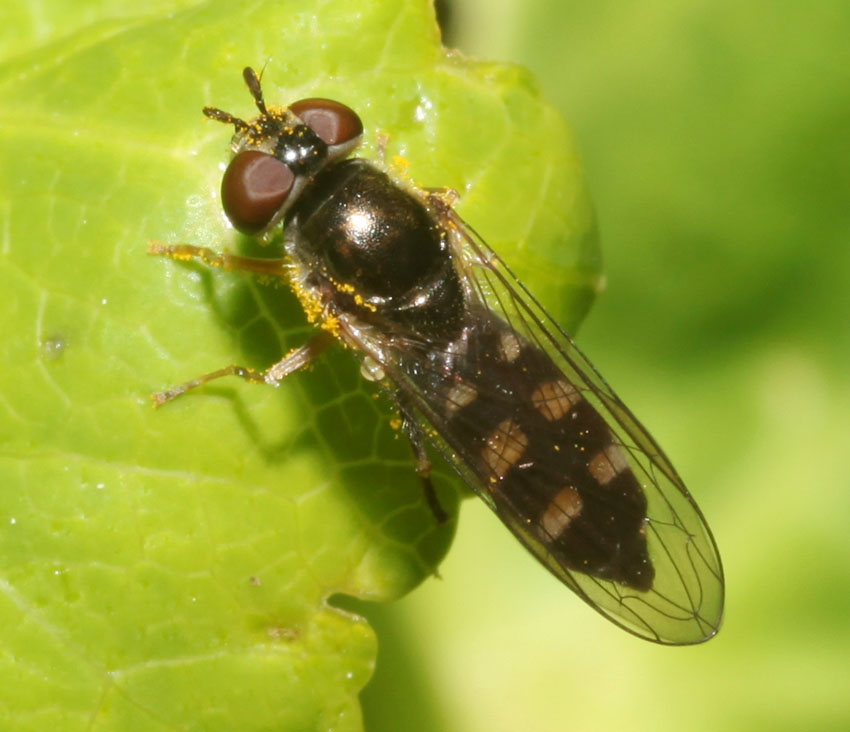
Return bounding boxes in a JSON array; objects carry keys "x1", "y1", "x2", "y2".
[
  {"x1": 410, "y1": 439, "x2": 449, "y2": 526},
  {"x1": 423, "y1": 187, "x2": 460, "y2": 209},
  {"x1": 148, "y1": 241, "x2": 333, "y2": 406},
  {"x1": 423, "y1": 188, "x2": 468, "y2": 243},
  {"x1": 151, "y1": 332, "x2": 334, "y2": 407},
  {"x1": 147, "y1": 241, "x2": 289, "y2": 277},
  {"x1": 400, "y1": 406, "x2": 448, "y2": 525}
]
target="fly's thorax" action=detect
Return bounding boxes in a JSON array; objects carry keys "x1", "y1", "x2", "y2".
[{"x1": 285, "y1": 159, "x2": 467, "y2": 340}]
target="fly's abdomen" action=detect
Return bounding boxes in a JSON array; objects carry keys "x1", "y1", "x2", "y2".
[{"x1": 429, "y1": 315, "x2": 654, "y2": 591}]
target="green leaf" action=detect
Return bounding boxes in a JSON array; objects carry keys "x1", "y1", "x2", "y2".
[{"x1": 0, "y1": 0, "x2": 597, "y2": 729}]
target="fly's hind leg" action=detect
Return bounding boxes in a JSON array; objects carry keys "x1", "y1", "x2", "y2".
[
  {"x1": 149, "y1": 241, "x2": 333, "y2": 406},
  {"x1": 399, "y1": 405, "x2": 449, "y2": 525}
]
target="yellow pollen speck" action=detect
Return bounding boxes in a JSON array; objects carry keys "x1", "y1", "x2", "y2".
[
  {"x1": 353, "y1": 294, "x2": 377, "y2": 312},
  {"x1": 392, "y1": 155, "x2": 411, "y2": 171},
  {"x1": 320, "y1": 316, "x2": 341, "y2": 337}
]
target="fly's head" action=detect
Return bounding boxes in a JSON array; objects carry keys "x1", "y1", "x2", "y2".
[{"x1": 204, "y1": 67, "x2": 363, "y2": 236}]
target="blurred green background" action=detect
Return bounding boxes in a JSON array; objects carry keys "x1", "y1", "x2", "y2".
[
  {"x1": 2, "y1": 0, "x2": 848, "y2": 729},
  {"x1": 362, "y1": 1, "x2": 850, "y2": 731}
]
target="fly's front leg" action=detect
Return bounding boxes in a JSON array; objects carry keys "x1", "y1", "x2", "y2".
[{"x1": 148, "y1": 241, "x2": 289, "y2": 278}]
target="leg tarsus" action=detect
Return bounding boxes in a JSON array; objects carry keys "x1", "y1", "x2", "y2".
[
  {"x1": 152, "y1": 364, "x2": 265, "y2": 407},
  {"x1": 419, "y1": 473, "x2": 448, "y2": 525}
]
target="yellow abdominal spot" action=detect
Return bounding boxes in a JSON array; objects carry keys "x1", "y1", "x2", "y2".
[{"x1": 482, "y1": 419, "x2": 528, "y2": 481}]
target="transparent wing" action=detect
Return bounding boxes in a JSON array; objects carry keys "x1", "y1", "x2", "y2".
[{"x1": 341, "y1": 199, "x2": 724, "y2": 645}]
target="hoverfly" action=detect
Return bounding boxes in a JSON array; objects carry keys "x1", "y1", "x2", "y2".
[{"x1": 151, "y1": 67, "x2": 724, "y2": 644}]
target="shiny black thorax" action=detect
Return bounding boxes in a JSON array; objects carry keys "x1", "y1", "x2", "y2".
[{"x1": 285, "y1": 158, "x2": 466, "y2": 340}]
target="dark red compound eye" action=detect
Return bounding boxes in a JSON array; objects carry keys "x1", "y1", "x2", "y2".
[
  {"x1": 289, "y1": 98, "x2": 363, "y2": 146},
  {"x1": 221, "y1": 150, "x2": 295, "y2": 234}
]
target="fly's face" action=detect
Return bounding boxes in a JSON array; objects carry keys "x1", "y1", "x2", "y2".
[
  {"x1": 204, "y1": 67, "x2": 364, "y2": 235},
  {"x1": 152, "y1": 67, "x2": 725, "y2": 645}
]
